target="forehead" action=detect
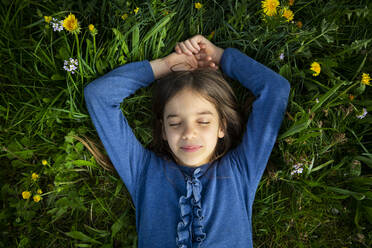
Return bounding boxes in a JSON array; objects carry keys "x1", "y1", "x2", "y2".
[{"x1": 164, "y1": 89, "x2": 217, "y2": 118}]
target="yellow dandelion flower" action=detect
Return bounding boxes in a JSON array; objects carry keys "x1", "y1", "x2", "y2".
[
  {"x1": 44, "y1": 16, "x2": 52, "y2": 23},
  {"x1": 22, "y1": 191, "x2": 31, "y2": 199},
  {"x1": 296, "y1": 21, "x2": 303, "y2": 28},
  {"x1": 121, "y1": 13, "x2": 128, "y2": 20},
  {"x1": 195, "y1": 2, "x2": 203, "y2": 9},
  {"x1": 33, "y1": 195, "x2": 42, "y2": 202},
  {"x1": 289, "y1": 0, "x2": 295, "y2": 6},
  {"x1": 37, "y1": 189, "x2": 43, "y2": 194},
  {"x1": 63, "y1": 13, "x2": 80, "y2": 34},
  {"x1": 42, "y1": 159, "x2": 48, "y2": 166},
  {"x1": 262, "y1": 0, "x2": 280, "y2": 17},
  {"x1": 88, "y1": 24, "x2": 97, "y2": 36},
  {"x1": 361, "y1": 73, "x2": 370, "y2": 85},
  {"x1": 282, "y1": 8, "x2": 294, "y2": 22},
  {"x1": 134, "y1": 7, "x2": 139, "y2": 14},
  {"x1": 349, "y1": 94, "x2": 355, "y2": 101},
  {"x1": 31, "y1": 172, "x2": 39, "y2": 181},
  {"x1": 310, "y1": 62, "x2": 321, "y2": 76}
]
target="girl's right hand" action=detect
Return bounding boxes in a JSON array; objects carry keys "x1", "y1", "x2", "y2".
[{"x1": 175, "y1": 35, "x2": 224, "y2": 68}]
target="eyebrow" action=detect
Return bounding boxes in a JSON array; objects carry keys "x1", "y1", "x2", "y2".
[{"x1": 166, "y1": 111, "x2": 213, "y2": 119}]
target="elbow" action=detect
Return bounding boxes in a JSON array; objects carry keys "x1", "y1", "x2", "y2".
[
  {"x1": 282, "y1": 79, "x2": 291, "y2": 97},
  {"x1": 83, "y1": 79, "x2": 101, "y2": 99},
  {"x1": 83, "y1": 84, "x2": 93, "y2": 100},
  {"x1": 273, "y1": 76, "x2": 291, "y2": 99}
]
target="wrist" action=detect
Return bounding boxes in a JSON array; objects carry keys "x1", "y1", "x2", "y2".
[
  {"x1": 214, "y1": 47, "x2": 224, "y2": 65},
  {"x1": 150, "y1": 57, "x2": 171, "y2": 79}
]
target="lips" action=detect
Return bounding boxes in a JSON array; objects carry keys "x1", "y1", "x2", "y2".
[{"x1": 181, "y1": 145, "x2": 202, "y2": 152}]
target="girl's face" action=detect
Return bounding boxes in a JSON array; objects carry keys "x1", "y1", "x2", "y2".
[{"x1": 162, "y1": 88, "x2": 225, "y2": 167}]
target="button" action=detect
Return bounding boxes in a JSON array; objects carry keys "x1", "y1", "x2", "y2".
[{"x1": 199, "y1": 216, "x2": 204, "y2": 221}]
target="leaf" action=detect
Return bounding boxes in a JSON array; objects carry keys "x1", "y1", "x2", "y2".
[
  {"x1": 58, "y1": 46, "x2": 70, "y2": 60},
  {"x1": 346, "y1": 176, "x2": 372, "y2": 186},
  {"x1": 326, "y1": 186, "x2": 365, "y2": 200},
  {"x1": 131, "y1": 25, "x2": 140, "y2": 60},
  {"x1": 72, "y1": 159, "x2": 98, "y2": 168},
  {"x1": 84, "y1": 224, "x2": 110, "y2": 238},
  {"x1": 51, "y1": 73, "x2": 65, "y2": 80},
  {"x1": 309, "y1": 160, "x2": 334, "y2": 173},
  {"x1": 141, "y1": 13, "x2": 175, "y2": 45},
  {"x1": 354, "y1": 155, "x2": 372, "y2": 169},
  {"x1": 278, "y1": 118, "x2": 311, "y2": 140},
  {"x1": 302, "y1": 186, "x2": 322, "y2": 203},
  {"x1": 363, "y1": 205, "x2": 372, "y2": 224},
  {"x1": 65, "y1": 231, "x2": 102, "y2": 244},
  {"x1": 310, "y1": 80, "x2": 344, "y2": 113},
  {"x1": 354, "y1": 83, "x2": 366, "y2": 95},
  {"x1": 279, "y1": 64, "x2": 291, "y2": 80},
  {"x1": 323, "y1": 34, "x2": 334, "y2": 43},
  {"x1": 111, "y1": 211, "x2": 128, "y2": 239}
]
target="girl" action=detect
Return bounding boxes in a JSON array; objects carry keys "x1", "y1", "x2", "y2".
[{"x1": 83, "y1": 34, "x2": 290, "y2": 248}]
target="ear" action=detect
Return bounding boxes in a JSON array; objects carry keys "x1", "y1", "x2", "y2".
[
  {"x1": 218, "y1": 118, "x2": 227, "y2": 138},
  {"x1": 160, "y1": 119, "x2": 167, "y2": 141}
]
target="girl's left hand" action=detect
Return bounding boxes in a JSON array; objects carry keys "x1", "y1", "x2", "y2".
[
  {"x1": 163, "y1": 52, "x2": 198, "y2": 71},
  {"x1": 164, "y1": 49, "x2": 217, "y2": 71}
]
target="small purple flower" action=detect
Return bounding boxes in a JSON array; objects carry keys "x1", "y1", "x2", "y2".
[
  {"x1": 63, "y1": 58, "x2": 79, "y2": 74},
  {"x1": 50, "y1": 18, "x2": 64, "y2": 32},
  {"x1": 356, "y1": 108, "x2": 367, "y2": 119},
  {"x1": 290, "y1": 163, "x2": 304, "y2": 175},
  {"x1": 279, "y1": 53, "x2": 284, "y2": 60}
]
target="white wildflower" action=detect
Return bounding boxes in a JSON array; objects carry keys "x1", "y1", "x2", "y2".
[
  {"x1": 290, "y1": 163, "x2": 304, "y2": 175},
  {"x1": 50, "y1": 18, "x2": 64, "y2": 32},
  {"x1": 63, "y1": 58, "x2": 79, "y2": 74},
  {"x1": 356, "y1": 108, "x2": 367, "y2": 119}
]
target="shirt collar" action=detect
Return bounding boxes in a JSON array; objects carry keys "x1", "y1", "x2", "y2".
[{"x1": 177, "y1": 161, "x2": 214, "y2": 178}]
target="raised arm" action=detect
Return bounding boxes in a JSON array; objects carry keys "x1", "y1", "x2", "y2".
[
  {"x1": 84, "y1": 60, "x2": 155, "y2": 202},
  {"x1": 220, "y1": 48, "x2": 290, "y2": 194}
]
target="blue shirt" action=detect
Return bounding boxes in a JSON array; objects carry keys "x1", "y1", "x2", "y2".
[{"x1": 84, "y1": 48, "x2": 290, "y2": 248}]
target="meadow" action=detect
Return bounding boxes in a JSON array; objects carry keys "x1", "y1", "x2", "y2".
[{"x1": 0, "y1": 0, "x2": 371, "y2": 247}]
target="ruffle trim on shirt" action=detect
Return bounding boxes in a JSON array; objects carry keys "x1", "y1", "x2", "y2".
[{"x1": 176, "y1": 168, "x2": 206, "y2": 248}]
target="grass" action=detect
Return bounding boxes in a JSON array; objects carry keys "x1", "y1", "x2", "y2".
[{"x1": 0, "y1": 0, "x2": 371, "y2": 247}]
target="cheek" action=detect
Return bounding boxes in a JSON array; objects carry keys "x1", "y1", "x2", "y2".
[{"x1": 164, "y1": 129, "x2": 179, "y2": 144}]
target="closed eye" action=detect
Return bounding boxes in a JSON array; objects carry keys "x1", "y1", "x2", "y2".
[{"x1": 169, "y1": 122, "x2": 210, "y2": 126}]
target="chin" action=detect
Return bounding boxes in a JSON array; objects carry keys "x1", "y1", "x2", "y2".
[{"x1": 178, "y1": 156, "x2": 208, "y2": 167}]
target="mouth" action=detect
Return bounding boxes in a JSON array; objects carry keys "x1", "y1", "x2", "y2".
[{"x1": 181, "y1": 146, "x2": 202, "y2": 152}]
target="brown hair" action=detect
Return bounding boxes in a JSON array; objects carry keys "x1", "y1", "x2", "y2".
[{"x1": 78, "y1": 68, "x2": 253, "y2": 171}]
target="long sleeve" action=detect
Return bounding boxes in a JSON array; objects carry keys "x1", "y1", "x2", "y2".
[
  {"x1": 220, "y1": 48, "x2": 290, "y2": 196},
  {"x1": 83, "y1": 61, "x2": 155, "y2": 202}
]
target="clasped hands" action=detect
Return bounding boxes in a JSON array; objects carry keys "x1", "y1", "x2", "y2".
[{"x1": 165, "y1": 34, "x2": 224, "y2": 72}]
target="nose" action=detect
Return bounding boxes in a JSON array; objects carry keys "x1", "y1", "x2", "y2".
[{"x1": 182, "y1": 123, "x2": 196, "y2": 140}]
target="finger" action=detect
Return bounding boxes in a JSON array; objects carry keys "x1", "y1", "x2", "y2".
[
  {"x1": 195, "y1": 52, "x2": 208, "y2": 60},
  {"x1": 190, "y1": 55, "x2": 198, "y2": 69},
  {"x1": 189, "y1": 39, "x2": 201, "y2": 53},
  {"x1": 199, "y1": 43, "x2": 206, "y2": 49},
  {"x1": 197, "y1": 60, "x2": 213, "y2": 68},
  {"x1": 175, "y1": 44, "x2": 182, "y2": 54},
  {"x1": 184, "y1": 40, "x2": 200, "y2": 54},
  {"x1": 178, "y1": 42, "x2": 193, "y2": 55}
]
